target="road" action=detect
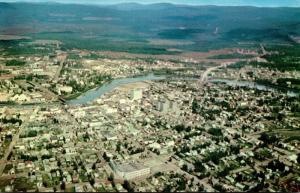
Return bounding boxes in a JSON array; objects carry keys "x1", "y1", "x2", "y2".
[
  {"x1": 0, "y1": 111, "x2": 35, "y2": 176},
  {"x1": 0, "y1": 132, "x2": 22, "y2": 175},
  {"x1": 29, "y1": 82, "x2": 61, "y2": 102},
  {"x1": 53, "y1": 61, "x2": 64, "y2": 82},
  {"x1": 200, "y1": 57, "x2": 259, "y2": 82},
  {"x1": 200, "y1": 61, "x2": 235, "y2": 82},
  {"x1": 260, "y1": 43, "x2": 267, "y2": 55},
  {"x1": 0, "y1": 103, "x2": 69, "y2": 176},
  {"x1": 0, "y1": 102, "x2": 61, "y2": 109},
  {"x1": 144, "y1": 152, "x2": 214, "y2": 191}
]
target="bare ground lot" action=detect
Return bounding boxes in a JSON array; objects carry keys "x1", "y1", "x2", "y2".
[
  {"x1": 116, "y1": 82, "x2": 150, "y2": 92},
  {"x1": 94, "y1": 48, "x2": 254, "y2": 64}
]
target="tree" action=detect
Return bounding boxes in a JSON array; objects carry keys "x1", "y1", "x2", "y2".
[
  {"x1": 213, "y1": 183, "x2": 225, "y2": 192},
  {"x1": 123, "y1": 180, "x2": 134, "y2": 192},
  {"x1": 194, "y1": 160, "x2": 206, "y2": 173},
  {"x1": 181, "y1": 164, "x2": 188, "y2": 172},
  {"x1": 174, "y1": 124, "x2": 186, "y2": 133},
  {"x1": 41, "y1": 154, "x2": 52, "y2": 160},
  {"x1": 108, "y1": 173, "x2": 114, "y2": 182},
  {"x1": 177, "y1": 177, "x2": 186, "y2": 191},
  {"x1": 27, "y1": 130, "x2": 37, "y2": 137},
  {"x1": 259, "y1": 132, "x2": 279, "y2": 145},
  {"x1": 6, "y1": 59, "x2": 26, "y2": 66},
  {"x1": 267, "y1": 160, "x2": 285, "y2": 172},
  {"x1": 204, "y1": 150, "x2": 227, "y2": 164},
  {"x1": 103, "y1": 152, "x2": 110, "y2": 162},
  {"x1": 116, "y1": 142, "x2": 121, "y2": 152},
  {"x1": 230, "y1": 145, "x2": 240, "y2": 154},
  {"x1": 192, "y1": 99, "x2": 200, "y2": 114},
  {"x1": 217, "y1": 166, "x2": 231, "y2": 177},
  {"x1": 92, "y1": 163, "x2": 96, "y2": 170},
  {"x1": 60, "y1": 182, "x2": 66, "y2": 191},
  {"x1": 235, "y1": 173, "x2": 243, "y2": 182},
  {"x1": 208, "y1": 128, "x2": 223, "y2": 136},
  {"x1": 89, "y1": 178, "x2": 95, "y2": 186},
  {"x1": 163, "y1": 184, "x2": 172, "y2": 192}
]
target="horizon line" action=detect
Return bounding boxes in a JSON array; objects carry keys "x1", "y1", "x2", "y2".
[{"x1": 0, "y1": 1, "x2": 300, "y2": 8}]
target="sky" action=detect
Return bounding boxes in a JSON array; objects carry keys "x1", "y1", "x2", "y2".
[{"x1": 1, "y1": 0, "x2": 300, "y2": 7}]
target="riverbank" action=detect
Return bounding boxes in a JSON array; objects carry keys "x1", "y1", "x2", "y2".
[
  {"x1": 210, "y1": 79, "x2": 300, "y2": 97},
  {"x1": 66, "y1": 73, "x2": 166, "y2": 105}
]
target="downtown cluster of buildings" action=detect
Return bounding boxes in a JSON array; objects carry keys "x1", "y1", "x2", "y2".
[
  {"x1": 1, "y1": 74, "x2": 298, "y2": 191},
  {"x1": 0, "y1": 43, "x2": 299, "y2": 192}
]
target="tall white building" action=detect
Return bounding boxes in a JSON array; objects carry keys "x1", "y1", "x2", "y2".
[
  {"x1": 129, "y1": 89, "x2": 143, "y2": 101},
  {"x1": 157, "y1": 99, "x2": 178, "y2": 113}
]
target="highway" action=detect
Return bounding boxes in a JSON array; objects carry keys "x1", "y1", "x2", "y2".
[
  {"x1": 200, "y1": 57, "x2": 260, "y2": 82},
  {"x1": 200, "y1": 61, "x2": 235, "y2": 82}
]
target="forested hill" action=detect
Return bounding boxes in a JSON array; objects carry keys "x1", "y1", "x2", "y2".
[{"x1": 1, "y1": 2, "x2": 300, "y2": 52}]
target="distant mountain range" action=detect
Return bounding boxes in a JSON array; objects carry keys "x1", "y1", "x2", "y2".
[
  {"x1": 1, "y1": 0, "x2": 300, "y2": 7},
  {"x1": 1, "y1": 2, "x2": 300, "y2": 53}
]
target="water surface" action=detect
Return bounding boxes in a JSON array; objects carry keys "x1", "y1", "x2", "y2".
[
  {"x1": 67, "y1": 73, "x2": 166, "y2": 105},
  {"x1": 211, "y1": 79, "x2": 299, "y2": 97}
]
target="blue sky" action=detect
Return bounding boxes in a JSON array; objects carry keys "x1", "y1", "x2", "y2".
[{"x1": 1, "y1": 0, "x2": 300, "y2": 7}]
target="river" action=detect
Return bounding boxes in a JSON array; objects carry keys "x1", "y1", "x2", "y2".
[
  {"x1": 66, "y1": 73, "x2": 166, "y2": 105},
  {"x1": 67, "y1": 74, "x2": 299, "y2": 106},
  {"x1": 210, "y1": 79, "x2": 299, "y2": 97}
]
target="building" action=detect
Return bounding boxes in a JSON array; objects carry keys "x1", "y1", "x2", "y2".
[
  {"x1": 110, "y1": 160, "x2": 150, "y2": 180},
  {"x1": 11, "y1": 93, "x2": 31, "y2": 103},
  {"x1": 57, "y1": 85, "x2": 73, "y2": 95},
  {"x1": 156, "y1": 99, "x2": 178, "y2": 113},
  {"x1": 101, "y1": 131, "x2": 118, "y2": 141},
  {"x1": 129, "y1": 89, "x2": 143, "y2": 100},
  {"x1": 57, "y1": 52, "x2": 67, "y2": 62},
  {"x1": 73, "y1": 110, "x2": 86, "y2": 119}
]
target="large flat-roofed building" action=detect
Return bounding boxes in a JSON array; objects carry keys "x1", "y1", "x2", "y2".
[
  {"x1": 129, "y1": 89, "x2": 143, "y2": 101},
  {"x1": 110, "y1": 160, "x2": 150, "y2": 180}
]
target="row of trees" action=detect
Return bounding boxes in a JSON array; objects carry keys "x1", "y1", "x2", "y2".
[
  {"x1": 1, "y1": 117, "x2": 22, "y2": 125},
  {"x1": 5, "y1": 59, "x2": 26, "y2": 66}
]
